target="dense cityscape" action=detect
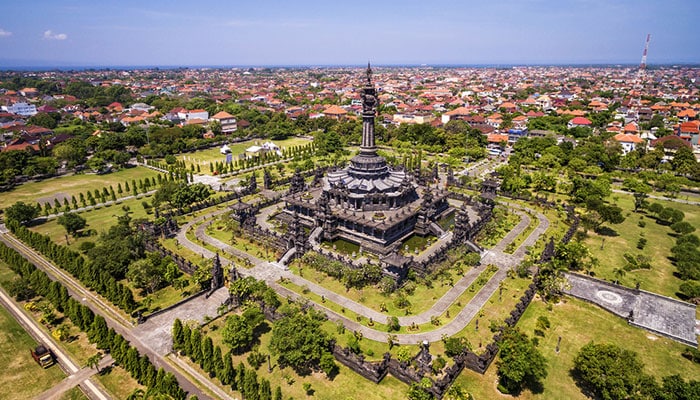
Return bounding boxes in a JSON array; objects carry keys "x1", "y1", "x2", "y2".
[{"x1": 1, "y1": 1, "x2": 700, "y2": 400}]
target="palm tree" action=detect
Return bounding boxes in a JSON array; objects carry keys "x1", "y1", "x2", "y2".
[
  {"x1": 613, "y1": 267, "x2": 626, "y2": 284},
  {"x1": 387, "y1": 334, "x2": 398, "y2": 350},
  {"x1": 86, "y1": 352, "x2": 103, "y2": 373}
]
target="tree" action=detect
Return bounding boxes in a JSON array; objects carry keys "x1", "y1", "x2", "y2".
[
  {"x1": 53, "y1": 142, "x2": 87, "y2": 167},
  {"x1": 5, "y1": 201, "x2": 39, "y2": 225},
  {"x1": 659, "y1": 207, "x2": 685, "y2": 225},
  {"x1": 269, "y1": 304, "x2": 332, "y2": 375},
  {"x1": 672, "y1": 221, "x2": 696, "y2": 235},
  {"x1": 572, "y1": 342, "x2": 648, "y2": 400},
  {"x1": 221, "y1": 314, "x2": 254, "y2": 354},
  {"x1": 28, "y1": 112, "x2": 60, "y2": 129},
  {"x1": 553, "y1": 241, "x2": 595, "y2": 272},
  {"x1": 57, "y1": 212, "x2": 87, "y2": 237},
  {"x1": 172, "y1": 319, "x2": 184, "y2": 351},
  {"x1": 126, "y1": 257, "x2": 166, "y2": 294},
  {"x1": 671, "y1": 243, "x2": 700, "y2": 281},
  {"x1": 444, "y1": 336, "x2": 470, "y2": 358},
  {"x1": 243, "y1": 368, "x2": 260, "y2": 400},
  {"x1": 407, "y1": 377, "x2": 434, "y2": 400},
  {"x1": 86, "y1": 352, "x2": 103, "y2": 373},
  {"x1": 671, "y1": 146, "x2": 698, "y2": 174},
  {"x1": 496, "y1": 328, "x2": 547, "y2": 394},
  {"x1": 274, "y1": 386, "x2": 282, "y2": 400}
]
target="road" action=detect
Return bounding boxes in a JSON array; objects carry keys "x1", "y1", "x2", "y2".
[
  {"x1": 0, "y1": 231, "x2": 215, "y2": 400},
  {"x1": 0, "y1": 286, "x2": 111, "y2": 400}
]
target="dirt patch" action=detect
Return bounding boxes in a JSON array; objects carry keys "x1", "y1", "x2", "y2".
[{"x1": 37, "y1": 192, "x2": 70, "y2": 206}]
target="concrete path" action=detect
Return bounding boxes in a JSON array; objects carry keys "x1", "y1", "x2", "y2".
[
  {"x1": 133, "y1": 288, "x2": 230, "y2": 355},
  {"x1": 612, "y1": 189, "x2": 700, "y2": 206},
  {"x1": 36, "y1": 355, "x2": 115, "y2": 400},
  {"x1": 176, "y1": 198, "x2": 550, "y2": 344},
  {"x1": 36, "y1": 190, "x2": 157, "y2": 222}
]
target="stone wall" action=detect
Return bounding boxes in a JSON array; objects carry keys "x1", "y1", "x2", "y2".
[{"x1": 144, "y1": 239, "x2": 198, "y2": 275}]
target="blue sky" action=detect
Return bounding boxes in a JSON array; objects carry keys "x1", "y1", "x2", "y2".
[{"x1": 0, "y1": 0, "x2": 698, "y2": 67}]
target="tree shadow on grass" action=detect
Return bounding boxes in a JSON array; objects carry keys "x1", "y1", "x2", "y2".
[{"x1": 595, "y1": 226, "x2": 619, "y2": 237}]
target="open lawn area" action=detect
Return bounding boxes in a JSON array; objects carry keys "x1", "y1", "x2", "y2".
[
  {"x1": 176, "y1": 137, "x2": 312, "y2": 174},
  {"x1": 582, "y1": 193, "x2": 699, "y2": 299},
  {"x1": 30, "y1": 195, "x2": 153, "y2": 250},
  {"x1": 58, "y1": 386, "x2": 89, "y2": 400},
  {"x1": 0, "y1": 166, "x2": 161, "y2": 208},
  {"x1": 0, "y1": 303, "x2": 66, "y2": 400},
  {"x1": 461, "y1": 296, "x2": 700, "y2": 400},
  {"x1": 94, "y1": 364, "x2": 145, "y2": 400}
]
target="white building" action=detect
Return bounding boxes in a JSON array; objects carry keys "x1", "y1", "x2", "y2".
[{"x1": 2, "y1": 102, "x2": 37, "y2": 116}]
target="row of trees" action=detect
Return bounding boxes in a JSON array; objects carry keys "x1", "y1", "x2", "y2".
[
  {"x1": 0, "y1": 240, "x2": 188, "y2": 399},
  {"x1": 7, "y1": 218, "x2": 139, "y2": 312},
  {"x1": 173, "y1": 319, "x2": 283, "y2": 400}
]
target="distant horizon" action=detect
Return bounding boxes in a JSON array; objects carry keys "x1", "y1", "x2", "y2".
[
  {"x1": 1, "y1": 1, "x2": 699, "y2": 68},
  {"x1": 2, "y1": 61, "x2": 700, "y2": 73}
]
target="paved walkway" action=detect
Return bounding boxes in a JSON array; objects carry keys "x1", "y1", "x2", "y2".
[
  {"x1": 175, "y1": 198, "x2": 550, "y2": 344},
  {"x1": 612, "y1": 189, "x2": 700, "y2": 206},
  {"x1": 133, "y1": 288, "x2": 230, "y2": 355},
  {"x1": 36, "y1": 190, "x2": 157, "y2": 222},
  {"x1": 564, "y1": 273, "x2": 697, "y2": 346},
  {"x1": 36, "y1": 355, "x2": 115, "y2": 400}
]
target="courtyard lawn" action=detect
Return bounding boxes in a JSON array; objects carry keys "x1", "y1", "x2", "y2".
[
  {"x1": 280, "y1": 264, "x2": 503, "y2": 335},
  {"x1": 176, "y1": 137, "x2": 313, "y2": 174},
  {"x1": 0, "y1": 166, "x2": 161, "y2": 207},
  {"x1": 475, "y1": 206, "x2": 521, "y2": 248},
  {"x1": 285, "y1": 259, "x2": 467, "y2": 317},
  {"x1": 0, "y1": 302, "x2": 66, "y2": 400},
  {"x1": 455, "y1": 274, "x2": 534, "y2": 353},
  {"x1": 128, "y1": 279, "x2": 201, "y2": 315},
  {"x1": 455, "y1": 296, "x2": 700, "y2": 400},
  {"x1": 582, "y1": 193, "x2": 699, "y2": 299}
]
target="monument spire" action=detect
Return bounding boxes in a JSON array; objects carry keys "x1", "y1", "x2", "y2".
[
  {"x1": 360, "y1": 62, "x2": 378, "y2": 153},
  {"x1": 366, "y1": 61, "x2": 372, "y2": 85}
]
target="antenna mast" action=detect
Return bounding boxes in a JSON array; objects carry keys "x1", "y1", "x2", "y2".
[{"x1": 640, "y1": 34, "x2": 651, "y2": 70}]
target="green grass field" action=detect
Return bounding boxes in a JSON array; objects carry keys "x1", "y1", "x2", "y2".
[
  {"x1": 0, "y1": 304, "x2": 66, "y2": 400},
  {"x1": 0, "y1": 166, "x2": 161, "y2": 207},
  {"x1": 583, "y1": 193, "x2": 699, "y2": 299},
  {"x1": 455, "y1": 296, "x2": 700, "y2": 400},
  {"x1": 177, "y1": 137, "x2": 312, "y2": 173},
  {"x1": 94, "y1": 364, "x2": 145, "y2": 400},
  {"x1": 58, "y1": 386, "x2": 89, "y2": 400},
  {"x1": 30, "y1": 195, "x2": 153, "y2": 250}
]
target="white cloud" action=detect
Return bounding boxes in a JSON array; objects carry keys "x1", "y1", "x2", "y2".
[
  {"x1": 43, "y1": 30, "x2": 67, "y2": 40},
  {"x1": 0, "y1": 28, "x2": 11, "y2": 37}
]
